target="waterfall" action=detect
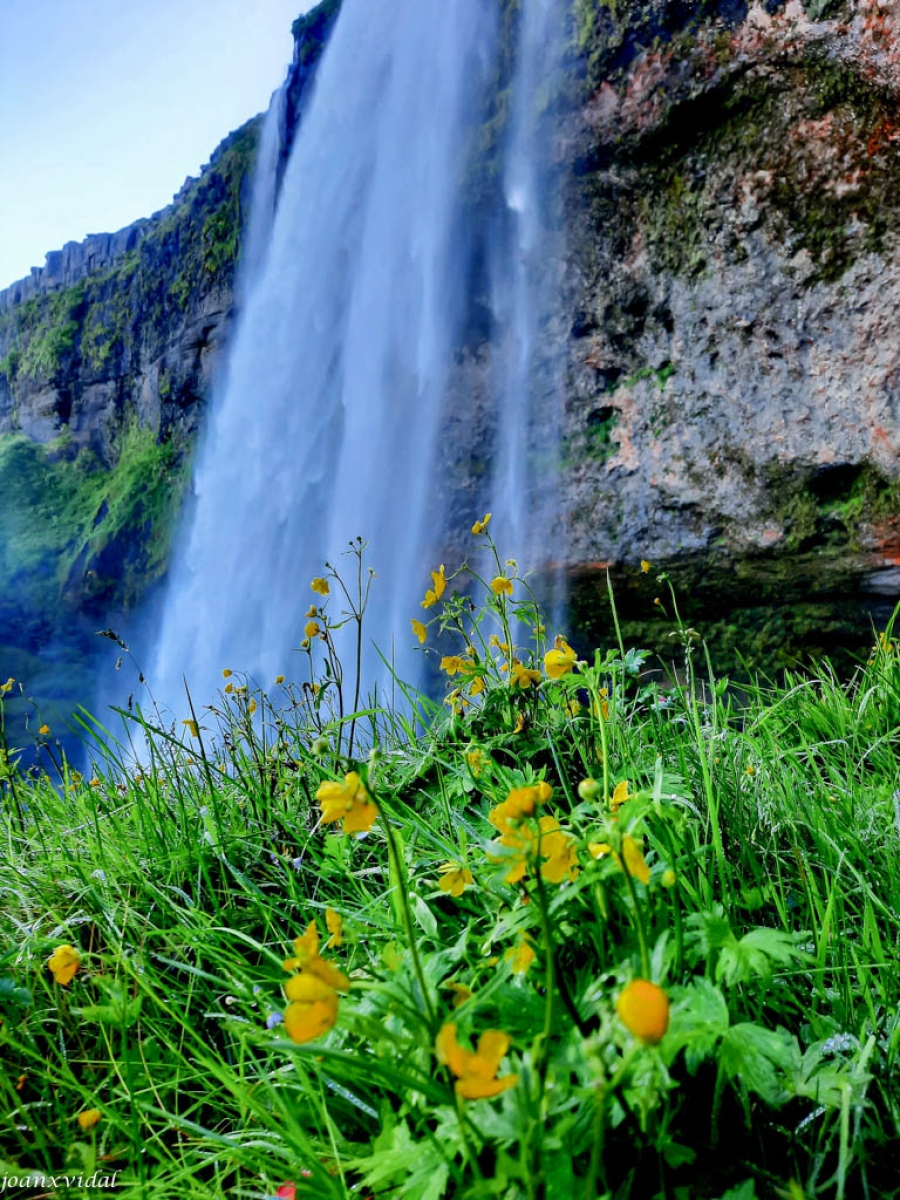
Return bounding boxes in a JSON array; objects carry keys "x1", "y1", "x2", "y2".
[
  {"x1": 488, "y1": 0, "x2": 566, "y2": 586},
  {"x1": 149, "y1": 0, "x2": 564, "y2": 712}
]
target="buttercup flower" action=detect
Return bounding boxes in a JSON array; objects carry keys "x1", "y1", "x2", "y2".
[
  {"x1": 589, "y1": 841, "x2": 612, "y2": 859},
  {"x1": 282, "y1": 921, "x2": 350, "y2": 1045},
  {"x1": 616, "y1": 979, "x2": 669, "y2": 1044},
  {"x1": 436, "y1": 1024, "x2": 518, "y2": 1099},
  {"x1": 489, "y1": 805, "x2": 577, "y2": 886},
  {"x1": 283, "y1": 974, "x2": 339, "y2": 1043},
  {"x1": 510, "y1": 660, "x2": 541, "y2": 690},
  {"x1": 316, "y1": 772, "x2": 378, "y2": 834},
  {"x1": 310, "y1": 577, "x2": 330, "y2": 596},
  {"x1": 488, "y1": 782, "x2": 552, "y2": 833},
  {"x1": 304, "y1": 620, "x2": 321, "y2": 638},
  {"x1": 445, "y1": 981, "x2": 473, "y2": 1008},
  {"x1": 610, "y1": 780, "x2": 631, "y2": 812},
  {"x1": 491, "y1": 576, "x2": 514, "y2": 596},
  {"x1": 471, "y1": 512, "x2": 492, "y2": 535},
  {"x1": 438, "y1": 862, "x2": 474, "y2": 897},
  {"x1": 411, "y1": 619, "x2": 427, "y2": 645},
  {"x1": 615, "y1": 835, "x2": 651, "y2": 885},
  {"x1": 48, "y1": 944, "x2": 81, "y2": 986},
  {"x1": 505, "y1": 939, "x2": 535, "y2": 975},
  {"x1": 325, "y1": 907, "x2": 343, "y2": 948},
  {"x1": 38, "y1": 724, "x2": 50, "y2": 737},
  {"x1": 465, "y1": 749, "x2": 485, "y2": 777},
  {"x1": 543, "y1": 636, "x2": 577, "y2": 679},
  {"x1": 421, "y1": 565, "x2": 447, "y2": 609},
  {"x1": 641, "y1": 560, "x2": 651, "y2": 574},
  {"x1": 77, "y1": 1109, "x2": 102, "y2": 1130}
]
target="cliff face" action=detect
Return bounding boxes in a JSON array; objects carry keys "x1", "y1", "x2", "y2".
[
  {"x1": 0, "y1": 6, "x2": 337, "y2": 738},
  {"x1": 557, "y1": 0, "x2": 900, "y2": 665}
]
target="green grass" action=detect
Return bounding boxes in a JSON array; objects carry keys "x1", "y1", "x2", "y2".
[{"x1": 2, "y1": 534, "x2": 900, "y2": 1199}]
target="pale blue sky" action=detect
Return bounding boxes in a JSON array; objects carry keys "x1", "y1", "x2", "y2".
[{"x1": 0, "y1": 0, "x2": 314, "y2": 289}]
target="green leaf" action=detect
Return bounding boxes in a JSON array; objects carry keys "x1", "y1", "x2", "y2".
[
  {"x1": 411, "y1": 893, "x2": 438, "y2": 939},
  {"x1": 662, "y1": 977, "x2": 729, "y2": 1073},
  {"x1": 719, "y1": 1023, "x2": 799, "y2": 1108},
  {"x1": 349, "y1": 1121, "x2": 451, "y2": 1200},
  {"x1": 716, "y1": 1182, "x2": 756, "y2": 1200},
  {"x1": 0, "y1": 976, "x2": 32, "y2": 1006},
  {"x1": 716, "y1": 928, "x2": 807, "y2": 987}
]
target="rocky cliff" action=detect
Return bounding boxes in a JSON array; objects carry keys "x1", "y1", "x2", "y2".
[
  {"x1": 557, "y1": 0, "x2": 900, "y2": 667},
  {"x1": 0, "y1": 3, "x2": 339, "y2": 743}
]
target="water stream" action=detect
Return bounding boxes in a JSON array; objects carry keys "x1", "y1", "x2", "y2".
[{"x1": 150, "y1": 0, "x2": 564, "y2": 712}]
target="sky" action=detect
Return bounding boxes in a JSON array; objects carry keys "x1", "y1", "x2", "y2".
[{"x1": 0, "y1": 0, "x2": 314, "y2": 290}]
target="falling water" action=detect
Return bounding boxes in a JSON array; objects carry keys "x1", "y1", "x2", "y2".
[
  {"x1": 488, "y1": 0, "x2": 566, "y2": 586},
  {"x1": 150, "y1": 0, "x2": 564, "y2": 710}
]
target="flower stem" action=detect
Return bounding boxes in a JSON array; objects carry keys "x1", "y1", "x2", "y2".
[{"x1": 383, "y1": 818, "x2": 436, "y2": 1027}]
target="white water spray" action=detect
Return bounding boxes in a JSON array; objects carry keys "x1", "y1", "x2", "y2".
[{"x1": 150, "y1": 0, "x2": 564, "y2": 710}]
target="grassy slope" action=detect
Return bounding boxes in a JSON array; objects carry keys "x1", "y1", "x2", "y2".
[{"x1": 1, "y1": 543, "x2": 899, "y2": 1200}]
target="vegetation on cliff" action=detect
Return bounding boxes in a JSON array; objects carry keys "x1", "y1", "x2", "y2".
[{"x1": 2, "y1": 533, "x2": 899, "y2": 1198}]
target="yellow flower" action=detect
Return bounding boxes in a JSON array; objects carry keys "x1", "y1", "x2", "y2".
[
  {"x1": 275, "y1": 674, "x2": 285, "y2": 685},
  {"x1": 441, "y1": 655, "x2": 465, "y2": 676},
  {"x1": 471, "y1": 513, "x2": 492, "y2": 535},
  {"x1": 544, "y1": 636, "x2": 577, "y2": 679},
  {"x1": 468, "y1": 676, "x2": 485, "y2": 697},
  {"x1": 510, "y1": 660, "x2": 541, "y2": 689},
  {"x1": 316, "y1": 772, "x2": 378, "y2": 834},
  {"x1": 438, "y1": 862, "x2": 474, "y2": 897},
  {"x1": 306, "y1": 605, "x2": 318, "y2": 618},
  {"x1": 615, "y1": 835, "x2": 651, "y2": 885},
  {"x1": 641, "y1": 560, "x2": 651, "y2": 574},
  {"x1": 610, "y1": 780, "x2": 631, "y2": 812},
  {"x1": 589, "y1": 842, "x2": 612, "y2": 859},
  {"x1": 222, "y1": 668, "x2": 232, "y2": 678},
  {"x1": 284, "y1": 973, "x2": 339, "y2": 1043},
  {"x1": 537, "y1": 819, "x2": 580, "y2": 884},
  {"x1": 488, "y1": 782, "x2": 552, "y2": 833},
  {"x1": 513, "y1": 712, "x2": 525, "y2": 734},
  {"x1": 305, "y1": 620, "x2": 321, "y2": 638},
  {"x1": 466, "y1": 749, "x2": 485, "y2": 777},
  {"x1": 224, "y1": 682, "x2": 234, "y2": 694},
  {"x1": 421, "y1": 565, "x2": 447, "y2": 609},
  {"x1": 489, "y1": 812, "x2": 577, "y2": 886},
  {"x1": 616, "y1": 979, "x2": 669, "y2": 1044},
  {"x1": 283, "y1": 922, "x2": 350, "y2": 990},
  {"x1": 411, "y1": 619, "x2": 427, "y2": 645},
  {"x1": 435, "y1": 1024, "x2": 518, "y2": 1100},
  {"x1": 325, "y1": 907, "x2": 343, "y2": 949},
  {"x1": 38, "y1": 724, "x2": 50, "y2": 736},
  {"x1": 491, "y1": 576, "x2": 513, "y2": 596},
  {"x1": 445, "y1": 981, "x2": 473, "y2": 1008},
  {"x1": 48, "y1": 944, "x2": 81, "y2": 986},
  {"x1": 311, "y1": 577, "x2": 330, "y2": 596},
  {"x1": 489, "y1": 635, "x2": 510, "y2": 653},
  {"x1": 505, "y1": 940, "x2": 535, "y2": 975},
  {"x1": 282, "y1": 922, "x2": 350, "y2": 1044},
  {"x1": 0, "y1": 676, "x2": 14, "y2": 694},
  {"x1": 182, "y1": 719, "x2": 199, "y2": 737},
  {"x1": 248, "y1": 698, "x2": 258, "y2": 715},
  {"x1": 76, "y1": 1109, "x2": 102, "y2": 1130}
]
